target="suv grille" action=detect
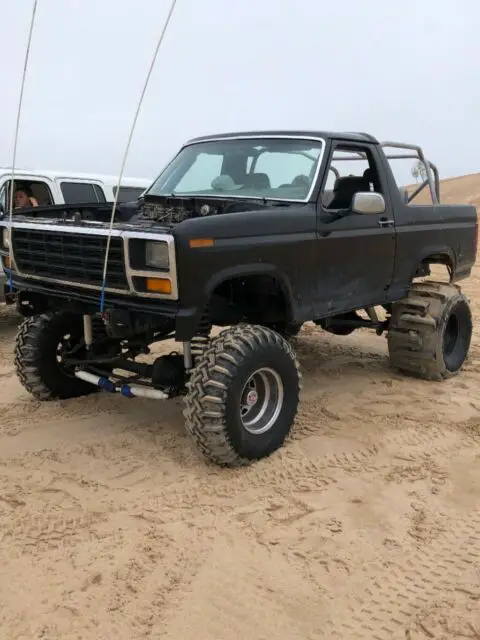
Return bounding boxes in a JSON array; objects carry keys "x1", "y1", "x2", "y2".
[{"x1": 12, "y1": 229, "x2": 128, "y2": 289}]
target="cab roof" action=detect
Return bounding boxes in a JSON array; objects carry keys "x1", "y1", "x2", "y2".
[{"x1": 186, "y1": 130, "x2": 379, "y2": 145}]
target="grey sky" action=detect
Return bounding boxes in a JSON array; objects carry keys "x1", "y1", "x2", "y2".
[{"x1": 1, "y1": 0, "x2": 478, "y2": 183}]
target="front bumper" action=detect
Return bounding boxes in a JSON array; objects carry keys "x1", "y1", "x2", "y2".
[{"x1": 6, "y1": 273, "x2": 202, "y2": 341}]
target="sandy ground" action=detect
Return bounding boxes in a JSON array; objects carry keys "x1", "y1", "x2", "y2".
[
  {"x1": 1, "y1": 173, "x2": 480, "y2": 640},
  {"x1": 1, "y1": 268, "x2": 480, "y2": 640}
]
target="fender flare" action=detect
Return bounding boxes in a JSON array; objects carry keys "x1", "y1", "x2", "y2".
[
  {"x1": 411, "y1": 245, "x2": 456, "y2": 281},
  {"x1": 205, "y1": 263, "x2": 296, "y2": 319}
]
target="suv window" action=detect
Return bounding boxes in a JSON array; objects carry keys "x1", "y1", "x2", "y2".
[
  {"x1": 254, "y1": 151, "x2": 313, "y2": 189},
  {"x1": 61, "y1": 181, "x2": 106, "y2": 204},
  {"x1": 149, "y1": 138, "x2": 324, "y2": 201},
  {"x1": 322, "y1": 145, "x2": 382, "y2": 209},
  {"x1": 174, "y1": 153, "x2": 224, "y2": 193},
  {"x1": 112, "y1": 186, "x2": 145, "y2": 202},
  {"x1": 1, "y1": 179, "x2": 54, "y2": 212}
]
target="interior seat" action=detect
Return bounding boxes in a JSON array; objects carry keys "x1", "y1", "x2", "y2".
[
  {"x1": 245, "y1": 173, "x2": 271, "y2": 189},
  {"x1": 326, "y1": 175, "x2": 371, "y2": 210}
]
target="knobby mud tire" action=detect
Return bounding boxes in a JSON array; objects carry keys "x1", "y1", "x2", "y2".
[
  {"x1": 387, "y1": 281, "x2": 472, "y2": 381},
  {"x1": 183, "y1": 324, "x2": 301, "y2": 467},
  {"x1": 15, "y1": 311, "x2": 107, "y2": 401}
]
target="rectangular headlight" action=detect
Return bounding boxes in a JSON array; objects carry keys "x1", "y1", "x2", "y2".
[
  {"x1": 2, "y1": 228, "x2": 10, "y2": 250},
  {"x1": 145, "y1": 241, "x2": 169, "y2": 269}
]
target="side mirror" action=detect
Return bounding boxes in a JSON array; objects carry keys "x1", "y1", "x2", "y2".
[{"x1": 352, "y1": 191, "x2": 386, "y2": 215}]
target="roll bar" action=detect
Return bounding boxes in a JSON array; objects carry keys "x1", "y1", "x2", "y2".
[
  {"x1": 327, "y1": 141, "x2": 440, "y2": 205},
  {"x1": 381, "y1": 141, "x2": 439, "y2": 205}
]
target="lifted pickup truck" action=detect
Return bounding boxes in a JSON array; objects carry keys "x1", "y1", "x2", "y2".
[{"x1": 0, "y1": 130, "x2": 477, "y2": 467}]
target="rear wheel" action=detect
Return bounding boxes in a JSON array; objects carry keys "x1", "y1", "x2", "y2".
[
  {"x1": 183, "y1": 324, "x2": 301, "y2": 467},
  {"x1": 387, "y1": 281, "x2": 472, "y2": 380},
  {"x1": 15, "y1": 311, "x2": 109, "y2": 400}
]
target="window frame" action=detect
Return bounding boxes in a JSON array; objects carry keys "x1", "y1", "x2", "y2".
[
  {"x1": 112, "y1": 185, "x2": 147, "y2": 202},
  {"x1": 0, "y1": 177, "x2": 55, "y2": 212},
  {"x1": 59, "y1": 180, "x2": 106, "y2": 204},
  {"x1": 146, "y1": 135, "x2": 327, "y2": 203},
  {"x1": 319, "y1": 141, "x2": 387, "y2": 211}
]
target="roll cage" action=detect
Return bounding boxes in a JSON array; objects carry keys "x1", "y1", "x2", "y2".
[{"x1": 329, "y1": 140, "x2": 440, "y2": 205}]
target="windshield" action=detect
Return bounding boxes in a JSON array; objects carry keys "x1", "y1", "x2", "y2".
[{"x1": 147, "y1": 137, "x2": 324, "y2": 202}]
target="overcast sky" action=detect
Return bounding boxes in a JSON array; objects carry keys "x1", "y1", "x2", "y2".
[{"x1": 0, "y1": 0, "x2": 478, "y2": 183}]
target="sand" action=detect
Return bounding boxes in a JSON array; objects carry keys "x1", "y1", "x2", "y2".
[{"x1": 1, "y1": 177, "x2": 480, "y2": 639}]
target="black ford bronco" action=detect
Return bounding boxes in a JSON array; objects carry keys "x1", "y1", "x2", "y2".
[{"x1": 0, "y1": 131, "x2": 477, "y2": 467}]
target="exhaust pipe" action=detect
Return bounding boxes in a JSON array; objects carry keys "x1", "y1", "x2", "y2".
[{"x1": 75, "y1": 369, "x2": 169, "y2": 400}]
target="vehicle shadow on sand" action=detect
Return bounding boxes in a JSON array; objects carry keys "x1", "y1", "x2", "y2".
[
  {"x1": 1, "y1": 320, "x2": 405, "y2": 469},
  {"x1": 95, "y1": 330, "x2": 399, "y2": 466}
]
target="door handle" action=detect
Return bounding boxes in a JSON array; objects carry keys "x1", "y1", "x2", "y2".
[{"x1": 378, "y1": 218, "x2": 394, "y2": 227}]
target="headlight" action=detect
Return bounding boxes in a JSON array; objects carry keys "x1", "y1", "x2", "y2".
[
  {"x1": 2, "y1": 228, "x2": 10, "y2": 250},
  {"x1": 145, "y1": 241, "x2": 169, "y2": 269}
]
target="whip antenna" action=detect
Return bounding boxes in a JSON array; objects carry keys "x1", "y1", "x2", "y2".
[
  {"x1": 99, "y1": 0, "x2": 178, "y2": 312},
  {"x1": 7, "y1": 0, "x2": 38, "y2": 292}
]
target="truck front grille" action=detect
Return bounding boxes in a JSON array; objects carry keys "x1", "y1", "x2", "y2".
[{"x1": 12, "y1": 229, "x2": 129, "y2": 290}]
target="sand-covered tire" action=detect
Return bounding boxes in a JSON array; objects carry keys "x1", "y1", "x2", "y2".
[
  {"x1": 183, "y1": 324, "x2": 301, "y2": 467},
  {"x1": 387, "y1": 281, "x2": 472, "y2": 380},
  {"x1": 15, "y1": 311, "x2": 106, "y2": 401}
]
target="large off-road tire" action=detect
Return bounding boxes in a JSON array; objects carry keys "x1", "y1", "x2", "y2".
[
  {"x1": 387, "y1": 281, "x2": 472, "y2": 381},
  {"x1": 15, "y1": 311, "x2": 107, "y2": 401},
  {"x1": 183, "y1": 324, "x2": 301, "y2": 467}
]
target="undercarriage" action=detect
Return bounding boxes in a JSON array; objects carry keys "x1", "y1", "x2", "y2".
[{"x1": 13, "y1": 291, "x2": 392, "y2": 401}]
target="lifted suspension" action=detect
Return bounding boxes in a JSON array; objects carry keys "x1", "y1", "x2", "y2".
[
  {"x1": 75, "y1": 369, "x2": 169, "y2": 399},
  {"x1": 76, "y1": 313, "x2": 194, "y2": 398}
]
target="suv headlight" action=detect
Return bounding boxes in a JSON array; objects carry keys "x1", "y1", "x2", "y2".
[
  {"x1": 145, "y1": 241, "x2": 169, "y2": 269},
  {"x1": 2, "y1": 228, "x2": 10, "y2": 250}
]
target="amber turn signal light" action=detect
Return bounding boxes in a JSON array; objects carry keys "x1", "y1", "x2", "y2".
[
  {"x1": 189, "y1": 238, "x2": 214, "y2": 248},
  {"x1": 2, "y1": 256, "x2": 11, "y2": 269},
  {"x1": 145, "y1": 277, "x2": 172, "y2": 294}
]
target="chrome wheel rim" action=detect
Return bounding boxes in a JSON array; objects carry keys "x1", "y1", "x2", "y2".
[{"x1": 240, "y1": 367, "x2": 284, "y2": 435}]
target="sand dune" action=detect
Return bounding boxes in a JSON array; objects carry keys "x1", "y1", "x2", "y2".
[
  {"x1": 411, "y1": 170, "x2": 480, "y2": 208},
  {"x1": 1, "y1": 174, "x2": 480, "y2": 639}
]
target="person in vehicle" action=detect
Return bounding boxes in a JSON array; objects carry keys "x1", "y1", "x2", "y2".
[{"x1": 14, "y1": 186, "x2": 38, "y2": 209}]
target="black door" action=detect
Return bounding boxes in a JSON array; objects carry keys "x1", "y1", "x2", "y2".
[{"x1": 314, "y1": 141, "x2": 396, "y2": 317}]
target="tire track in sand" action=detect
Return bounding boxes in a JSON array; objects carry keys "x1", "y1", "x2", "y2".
[{"x1": 320, "y1": 509, "x2": 480, "y2": 639}]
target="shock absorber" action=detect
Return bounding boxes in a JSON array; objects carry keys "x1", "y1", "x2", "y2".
[{"x1": 83, "y1": 314, "x2": 93, "y2": 352}]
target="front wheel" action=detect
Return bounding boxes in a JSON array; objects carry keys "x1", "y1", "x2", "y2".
[
  {"x1": 15, "y1": 311, "x2": 108, "y2": 400},
  {"x1": 183, "y1": 324, "x2": 301, "y2": 467}
]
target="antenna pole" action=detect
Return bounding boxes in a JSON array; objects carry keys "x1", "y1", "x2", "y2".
[
  {"x1": 99, "y1": 0, "x2": 179, "y2": 312},
  {"x1": 7, "y1": 0, "x2": 38, "y2": 292}
]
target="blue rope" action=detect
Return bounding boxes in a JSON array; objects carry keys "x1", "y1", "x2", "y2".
[
  {"x1": 7, "y1": 261, "x2": 13, "y2": 292},
  {"x1": 100, "y1": 276, "x2": 106, "y2": 313}
]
